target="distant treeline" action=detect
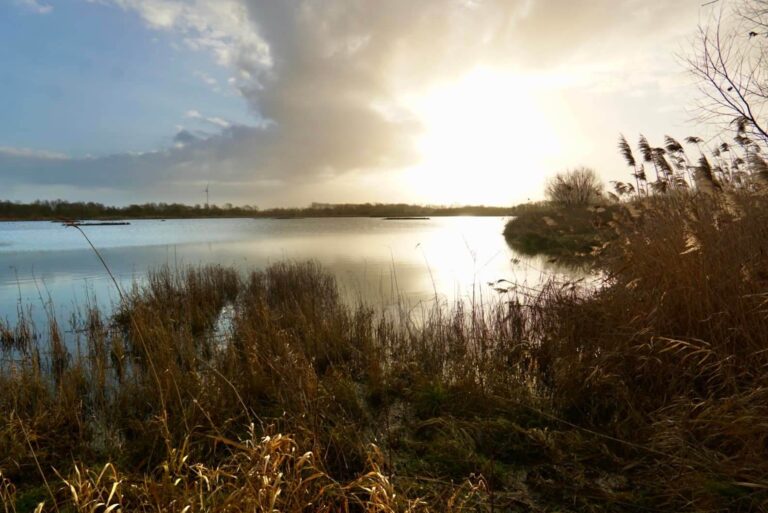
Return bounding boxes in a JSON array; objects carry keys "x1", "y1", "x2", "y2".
[
  {"x1": 0, "y1": 199, "x2": 517, "y2": 221},
  {"x1": 0, "y1": 200, "x2": 259, "y2": 220},
  {"x1": 254, "y1": 202, "x2": 517, "y2": 218}
]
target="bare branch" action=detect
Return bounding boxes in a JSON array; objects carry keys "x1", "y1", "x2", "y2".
[
  {"x1": 688, "y1": 1, "x2": 768, "y2": 143},
  {"x1": 545, "y1": 167, "x2": 604, "y2": 207}
]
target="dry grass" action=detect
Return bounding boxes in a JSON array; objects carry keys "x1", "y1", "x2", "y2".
[{"x1": 2, "y1": 191, "x2": 768, "y2": 511}]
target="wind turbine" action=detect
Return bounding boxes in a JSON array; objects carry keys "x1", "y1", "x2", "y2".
[{"x1": 204, "y1": 183, "x2": 210, "y2": 209}]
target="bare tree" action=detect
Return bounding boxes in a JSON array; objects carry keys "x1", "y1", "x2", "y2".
[
  {"x1": 688, "y1": 1, "x2": 768, "y2": 144},
  {"x1": 545, "y1": 167, "x2": 604, "y2": 207}
]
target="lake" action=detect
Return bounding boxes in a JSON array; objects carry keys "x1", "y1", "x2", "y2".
[{"x1": 0, "y1": 217, "x2": 574, "y2": 329}]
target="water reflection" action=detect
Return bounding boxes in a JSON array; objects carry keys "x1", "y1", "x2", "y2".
[{"x1": 0, "y1": 217, "x2": 579, "y2": 328}]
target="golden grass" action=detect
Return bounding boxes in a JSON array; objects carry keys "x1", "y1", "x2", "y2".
[{"x1": 2, "y1": 191, "x2": 768, "y2": 511}]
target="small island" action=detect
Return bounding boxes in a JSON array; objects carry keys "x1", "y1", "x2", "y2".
[{"x1": 503, "y1": 167, "x2": 619, "y2": 262}]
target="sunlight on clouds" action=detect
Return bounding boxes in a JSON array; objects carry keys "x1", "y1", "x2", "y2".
[
  {"x1": 104, "y1": 0, "x2": 271, "y2": 71},
  {"x1": 4, "y1": 0, "x2": 700, "y2": 205},
  {"x1": 404, "y1": 68, "x2": 574, "y2": 205}
]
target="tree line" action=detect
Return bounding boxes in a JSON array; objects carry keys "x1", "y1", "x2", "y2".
[
  {"x1": 0, "y1": 199, "x2": 517, "y2": 221},
  {"x1": 0, "y1": 200, "x2": 259, "y2": 220}
]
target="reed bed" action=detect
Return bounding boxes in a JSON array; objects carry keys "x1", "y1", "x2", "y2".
[{"x1": 2, "y1": 190, "x2": 768, "y2": 511}]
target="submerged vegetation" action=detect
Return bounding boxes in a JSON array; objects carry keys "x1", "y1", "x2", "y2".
[{"x1": 3, "y1": 183, "x2": 768, "y2": 511}]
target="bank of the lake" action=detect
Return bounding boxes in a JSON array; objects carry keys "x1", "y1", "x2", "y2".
[
  {"x1": 2, "y1": 193, "x2": 767, "y2": 512},
  {"x1": 503, "y1": 202, "x2": 620, "y2": 261}
]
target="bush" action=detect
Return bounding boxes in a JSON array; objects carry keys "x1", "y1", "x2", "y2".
[{"x1": 544, "y1": 167, "x2": 604, "y2": 207}]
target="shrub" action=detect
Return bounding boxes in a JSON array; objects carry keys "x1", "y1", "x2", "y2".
[{"x1": 544, "y1": 167, "x2": 604, "y2": 207}]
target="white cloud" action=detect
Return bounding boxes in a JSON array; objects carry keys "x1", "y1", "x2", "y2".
[
  {"x1": 103, "y1": 0, "x2": 272, "y2": 77},
  {"x1": 185, "y1": 109, "x2": 231, "y2": 128},
  {"x1": 122, "y1": 1, "x2": 694, "y2": 166},
  {"x1": 205, "y1": 116, "x2": 230, "y2": 128},
  {"x1": 194, "y1": 70, "x2": 219, "y2": 88},
  {"x1": 16, "y1": 0, "x2": 53, "y2": 14},
  {"x1": 7, "y1": 0, "x2": 705, "y2": 206},
  {"x1": 0, "y1": 146, "x2": 68, "y2": 160}
]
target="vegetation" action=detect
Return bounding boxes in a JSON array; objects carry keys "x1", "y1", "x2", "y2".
[
  {"x1": 504, "y1": 119, "x2": 768, "y2": 262},
  {"x1": 503, "y1": 202, "x2": 617, "y2": 261},
  {"x1": 255, "y1": 203, "x2": 516, "y2": 218},
  {"x1": 6, "y1": 5, "x2": 768, "y2": 510},
  {"x1": 687, "y1": 0, "x2": 768, "y2": 146},
  {"x1": 0, "y1": 200, "x2": 516, "y2": 221},
  {"x1": 2, "y1": 183, "x2": 768, "y2": 511},
  {"x1": 0, "y1": 200, "x2": 260, "y2": 221},
  {"x1": 504, "y1": 167, "x2": 612, "y2": 261},
  {"x1": 544, "y1": 167, "x2": 604, "y2": 207},
  {"x1": 612, "y1": 131, "x2": 768, "y2": 198}
]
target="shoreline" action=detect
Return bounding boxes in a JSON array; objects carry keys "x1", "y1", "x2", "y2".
[{"x1": 0, "y1": 213, "x2": 517, "y2": 222}]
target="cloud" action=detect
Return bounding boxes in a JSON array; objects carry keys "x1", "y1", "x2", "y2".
[
  {"x1": 1, "y1": 127, "x2": 261, "y2": 188},
  {"x1": 15, "y1": 0, "x2": 53, "y2": 14},
  {"x1": 173, "y1": 129, "x2": 201, "y2": 147},
  {"x1": 141, "y1": 0, "x2": 694, "y2": 179},
  {"x1": 0, "y1": 146, "x2": 68, "y2": 160},
  {"x1": 103, "y1": 0, "x2": 272, "y2": 73},
  {"x1": 194, "y1": 70, "x2": 218, "y2": 86},
  {"x1": 6, "y1": 0, "x2": 702, "y2": 205},
  {"x1": 186, "y1": 109, "x2": 232, "y2": 129}
]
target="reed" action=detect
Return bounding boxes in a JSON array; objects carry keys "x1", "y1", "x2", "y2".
[
  {"x1": 613, "y1": 130, "x2": 768, "y2": 199},
  {"x1": 2, "y1": 189, "x2": 768, "y2": 511}
]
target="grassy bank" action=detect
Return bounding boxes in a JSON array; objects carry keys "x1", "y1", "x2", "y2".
[
  {"x1": 503, "y1": 202, "x2": 618, "y2": 261},
  {"x1": 2, "y1": 191, "x2": 768, "y2": 511}
]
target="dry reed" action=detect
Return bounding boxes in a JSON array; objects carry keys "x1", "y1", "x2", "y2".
[{"x1": 2, "y1": 189, "x2": 768, "y2": 511}]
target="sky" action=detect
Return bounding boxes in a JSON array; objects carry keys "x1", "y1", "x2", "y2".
[{"x1": 0, "y1": 0, "x2": 718, "y2": 207}]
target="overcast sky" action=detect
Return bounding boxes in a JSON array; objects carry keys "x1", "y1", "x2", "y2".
[{"x1": 0, "y1": 0, "x2": 717, "y2": 207}]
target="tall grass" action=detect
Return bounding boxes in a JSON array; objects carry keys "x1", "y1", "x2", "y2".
[
  {"x1": 614, "y1": 131, "x2": 768, "y2": 198},
  {"x1": 2, "y1": 188, "x2": 768, "y2": 511}
]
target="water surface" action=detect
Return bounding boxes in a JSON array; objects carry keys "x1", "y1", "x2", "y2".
[{"x1": 0, "y1": 217, "x2": 572, "y2": 327}]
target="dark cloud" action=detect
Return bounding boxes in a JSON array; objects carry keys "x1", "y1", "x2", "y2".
[
  {"x1": 1, "y1": 126, "x2": 265, "y2": 189},
  {"x1": 2, "y1": 0, "x2": 702, "y2": 205},
  {"x1": 173, "y1": 129, "x2": 201, "y2": 145}
]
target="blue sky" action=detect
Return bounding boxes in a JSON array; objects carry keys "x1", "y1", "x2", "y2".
[
  {"x1": 0, "y1": 0, "x2": 707, "y2": 207},
  {"x1": 0, "y1": 1, "x2": 252, "y2": 157}
]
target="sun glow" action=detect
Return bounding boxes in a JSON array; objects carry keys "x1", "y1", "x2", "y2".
[{"x1": 404, "y1": 68, "x2": 569, "y2": 205}]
